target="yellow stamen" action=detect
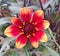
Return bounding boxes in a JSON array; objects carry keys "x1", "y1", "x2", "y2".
[
  {"x1": 20, "y1": 32, "x2": 24, "y2": 35},
  {"x1": 21, "y1": 29, "x2": 23, "y2": 31},
  {"x1": 32, "y1": 22, "x2": 37, "y2": 25},
  {"x1": 35, "y1": 27, "x2": 39, "y2": 31},
  {"x1": 19, "y1": 26, "x2": 22, "y2": 28},
  {"x1": 32, "y1": 33, "x2": 35, "y2": 36},
  {"x1": 27, "y1": 34, "x2": 31, "y2": 38},
  {"x1": 23, "y1": 22, "x2": 25, "y2": 25},
  {"x1": 32, "y1": 23, "x2": 35, "y2": 25},
  {"x1": 35, "y1": 22, "x2": 37, "y2": 25},
  {"x1": 29, "y1": 19, "x2": 32, "y2": 23}
]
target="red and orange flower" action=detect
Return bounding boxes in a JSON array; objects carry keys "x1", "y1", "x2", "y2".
[{"x1": 4, "y1": 7, "x2": 50, "y2": 48}]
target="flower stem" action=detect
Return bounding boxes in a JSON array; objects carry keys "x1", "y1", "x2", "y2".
[
  {"x1": 26, "y1": 48, "x2": 29, "y2": 56},
  {"x1": 29, "y1": 0, "x2": 33, "y2": 5},
  {"x1": 39, "y1": 0, "x2": 43, "y2": 10},
  {"x1": 23, "y1": 47, "x2": 30, "y2": 56},
  {"x1": 23, "y1": 0, "x2": 27, "y2": 7}
]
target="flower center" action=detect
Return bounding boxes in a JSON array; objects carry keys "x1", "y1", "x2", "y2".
[{"x1": 23, "y1": 23, "x2": 35, "y2": 35}]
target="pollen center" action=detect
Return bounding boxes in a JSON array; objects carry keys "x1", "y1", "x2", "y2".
[{"x1": 23, "y1": 23, "x2": 35, "y2": 35}]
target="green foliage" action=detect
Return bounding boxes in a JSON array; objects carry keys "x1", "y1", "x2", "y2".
[
  {"x1": 0, "y1": 17, "x2": 11, "y2": 34},
  {"x1": 37, "y1": 45, "x2": 45, "y2": 51},
  {"x1": 0, "y1": 17, "x2": 11, "y2": 25},
  {"x1": 52, "y1": 13, "x2": 60, "y2": 20},
  {"x1": 33, "y1": 0, "x2": 37, "y2": 3},
  {"x1": 43, "y1": 48, "x2": 51, "y2": 56},
  {"x1": 4, "y1": 50, "x2": 20, "y2": 56},
  {"x1": 52, "y1": 13, "x2": 56, "y2": 20},
  {"x1": 43, "y1": 45, "x2": 59, "y2": 56},
  {"x1": 28, "y1": 6, "x2": 39, "y2": 10},
  {"x1": 0, "y1": 24, "x2": 10, "y2": 33},
  {"x1": 11, "y1": 0, "x2": 17, "y2": 2}
]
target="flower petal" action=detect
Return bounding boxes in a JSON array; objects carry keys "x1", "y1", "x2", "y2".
[
  {"x1": 36, "y1": 20, "x2": 50, "y2": 30},
  {"x1": 16, "y1": 35, "x2": 27, "y2": 48},
  {"x1": 4, "y1": 25, "x2": 21, "y2": 37},
  {"x1": 40, "y1": 32, "x2": 48, "y2": 42},
  {"x1": 20, "y1": 7, "x2": 33, "y2": 22},
  {"x1": 32, "y1": 10, "x2": 44, "y2": 23},
  {"x1": 11, "y1": 17, "x2": 22, "y2": 27},
  {"x1": 34, "y1": 30, "x2": 45, "y2": 41},
  {"x1": 30, "y1": 36, "x2": 39, "y2": 48}
]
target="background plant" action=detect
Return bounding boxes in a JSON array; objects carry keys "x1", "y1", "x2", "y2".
[{"x1": 0, "y1": 0, "x2": 60, "y2": 56}]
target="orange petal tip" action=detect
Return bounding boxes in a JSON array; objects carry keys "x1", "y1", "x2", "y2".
[
  {"x1": 35, "y1": 10, "x2": 44, "y2": 18},
  {"x1": 43, "y1": 20, "x2": 50, "y2": 29},
  {"x1": 31, "y1": 42, "x2": 39, "y2": 48},
  {"x1": 4, "y1": 26, "x2": 13, "y2": 37},
  {"x1": 40, "y1": 33, "x2": 48, "y2": 42},
  {"x1": 16, "y1": 42, "x2": 26, "y2": 48}
]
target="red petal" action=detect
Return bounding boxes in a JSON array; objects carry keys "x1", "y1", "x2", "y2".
[
  {"x1": 34, "y1": 31, "x2": 43, "y2": 41},
  {"x1": 11, "y1": 17, "x2": 22, "y2": 27},
  {"x1": 4, "y1": 25, "x2": 22, "y2": 37},
  {"x1": 36, "y1": 20, "x2": 50, "y2": 30},
  {"x1": 30, "y1": 36, "x2": 39, "y2": 48},
  {"x1": 20, "y1": 7, "x2": 33, "y2": 22},
  {"x1": 34, "y1": 30, "x2": 46, "y2": 41},
  {"x1": 32, "y1": 10, "x2": 44, "y2": 23},
  {"x1": 16, "y1": 35, "x2": 27, "y2": 48}
]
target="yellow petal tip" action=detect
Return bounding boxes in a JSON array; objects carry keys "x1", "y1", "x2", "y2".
[
  {"x1": 43, "y1": 20, "x2": 50, "y2": 29},
  {"x1": 40, "y1": 33, "x2": 48, "y2": 42},
  {"x1": 31, "y1": 42, "x2": 39, "y2": 48},
  {"x1": 16, "y1": 42, "x2": 25, "y2": 49}
]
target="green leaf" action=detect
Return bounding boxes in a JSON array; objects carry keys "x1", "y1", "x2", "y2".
[
  {"x1": 46, "y1": 47, "x2": 59, "y2": 56},
  {"x1": 11, "y1": 0, "x2": 17, "y2": 2},
  {"x1": 48, "y1": 28, "x2": 60, "y2": 49},
  {"x1": 0, "y1": 17, "x2": 11, "y2": 25},
  {"x1": 13, "y1": 50, "x2": 20, "y2": 56},
  {"x1": 9, "y1": 6, "x2": 21, "y2": 14},
  {"x1": 4, "y1": 50, "x2": 20, "y2": 56},
  {"x1": 9, "y1": 5, "x2": 39, "y2": 15},
  {"x1": 37, "y1": 45, "x2": 45, "y2": 51},
  {"x1": 0, "y1": 52, "x2": 4, "y2": 56},
  {"x1": 28, "y1": 6, "x2": 39, "y2": 10},
  {"x1": 43, "y1": 44, "x2": 59, "y2": 56},
  {"x1": 23, "y1": 44, "x2": 31, "y2": 56},
  {"x1": 0, "y1": 38, "x2": 15, "y2": 54},
  {"x1": 52, "y1": 13, "x2": 56, "y2": 20},
  {"x1": 0, "y1": 24, "x2": 10, "y2": 33},
  {"x1": 43, "y1": 48, "x2": 52, "y2": 56},
  {"x1": 33, "y1": 0, "x2": 37, "y2": 3}
]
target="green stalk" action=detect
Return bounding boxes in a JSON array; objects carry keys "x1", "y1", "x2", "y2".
[
  {"x1": 48, "y1": 28, "x2": 60, "y2": 49},
  {"x1": 23, "y1": 47, "x2": 30, "y2": 56}
]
